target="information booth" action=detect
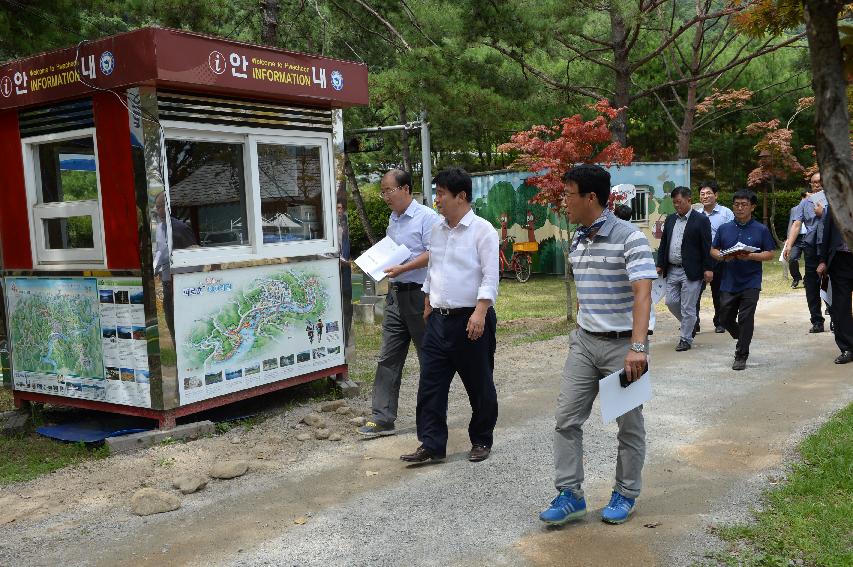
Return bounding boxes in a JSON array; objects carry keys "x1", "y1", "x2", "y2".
[{"x1": 0, "y1": 28, "x2": 367, "y2": 427}]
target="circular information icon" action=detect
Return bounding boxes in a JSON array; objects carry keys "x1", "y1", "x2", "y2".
[{"x1": 209, "y1": 51, "x2": 227, "y2": 75}]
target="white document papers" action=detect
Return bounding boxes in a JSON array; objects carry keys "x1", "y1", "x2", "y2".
[
  {"x1": 719, "y1": 241, "x2": 760, "y2": 256},
  {"x1": 820, "y1": 278, "x2": 832, "y2": 307},
  {"x1": 651, "y1": 276, "x2": 666, "y2": 304},
  {"x1": 600, "y1": 367, "x2": 652, "y2": 424},
  {"x1": 354, "y1": 237, "x2": 412, "y2": 281}
]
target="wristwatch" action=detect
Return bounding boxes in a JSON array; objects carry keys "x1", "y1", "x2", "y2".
[{"x1": 629, "y1": 342, "x2": 646, "y2": 353}]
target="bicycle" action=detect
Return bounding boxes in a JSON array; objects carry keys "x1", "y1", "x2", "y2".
[{"x1": 499, "y1": 236, "x2": 536, "y2": 283}]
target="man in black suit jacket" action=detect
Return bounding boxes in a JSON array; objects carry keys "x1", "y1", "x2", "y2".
[
  {"x1": 656, "y1": 186, "x2": 714, "y2": 351},
  {"x1": 817, "y1": 204, "x2": 853, "y2": 364}
]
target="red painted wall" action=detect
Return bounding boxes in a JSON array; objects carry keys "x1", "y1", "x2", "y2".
[
  {"x1": 0, "y1": 110, "x2": 32, "y2": 269},
  {"x1": 93, "y1": 92, "x2": 140, "y2": 269}
]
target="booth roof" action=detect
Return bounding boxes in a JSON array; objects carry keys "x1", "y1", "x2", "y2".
[{"x1": 0, "y1": 27, "x2": 368, "y2": 111}]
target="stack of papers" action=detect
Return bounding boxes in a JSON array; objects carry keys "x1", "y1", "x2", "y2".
[
  {"x1": 719, "y1": 242, "x2": 760, "y2": 256},
  {"x1": 354, "y1": 237, "x2": 412, "y2": 281},
  {"x1": 600, "y1": 366, "x2": 652, "y2": 424}
]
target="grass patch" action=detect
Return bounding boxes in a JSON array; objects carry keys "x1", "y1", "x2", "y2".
[
  {"x1": 0, "y1": 386, "x2": 14, "y2": 412},
  {"x1": 0, "y1": 431, "x2": 109, "y2": 486},
  {"x1": 709, "y1": 403, "x2": 853, "y2": 566}
]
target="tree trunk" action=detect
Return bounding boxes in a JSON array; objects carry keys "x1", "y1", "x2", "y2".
[
  {"x1": 260, "y1": 0, "x2": 280, "y2": 46},
  {"x1": 561, "y1": 217, "x2": 576, "y2": 323},
  {"x1": 609, "y1": 9, "x2": 630, "y2": 145},
  {"x1": 677, "y1": 82, "x2": 698, "y2": 158},
  {"x1": 803, "y1": 0, "x2": 853, "y2": 247},
  {"x1": 399, "y1": 105, "x2": 412, "y2": 175},
  {"x1": 344, "y1": 155, "x2": 378, "y2": 245}
]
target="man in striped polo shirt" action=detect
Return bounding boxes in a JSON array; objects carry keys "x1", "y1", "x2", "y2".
[{"x1": 540, "y1": 164, "x2": 657, "y2": 526}]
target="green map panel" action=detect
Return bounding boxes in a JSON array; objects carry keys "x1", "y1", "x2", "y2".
[{"x1": 7, "y1": 278, "x2": 104, "y2": 379}]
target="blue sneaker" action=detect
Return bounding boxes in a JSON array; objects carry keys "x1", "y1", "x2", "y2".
[
  {"x1": 539, "y1": 491, "x2": 587, "y2": 525},
  {"x1": 601, "y1": 491, "x2": 635, "y2": 524}
]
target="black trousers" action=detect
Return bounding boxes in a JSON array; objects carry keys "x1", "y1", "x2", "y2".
[
  {"x1": 697, "y1": 263, "x2": 724, "y2": 328},
  {"x1": 416, "y1": 307, "x2": 498, "y2": 455},
  {"x1": 788, "y1": 235, "x2": 804, "y2": 282},
  {"x1": 719, "y1": 288, "x2": 760, "y2": 356},
  {"x1": 829, "y1": 251, "x2": 853, "y2": 353},
  {"x1": 803, "y1": 244, "x2": 825, "y2": 326}
]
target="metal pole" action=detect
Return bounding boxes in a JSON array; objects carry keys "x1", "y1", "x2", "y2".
[{"x1": 420, "y1": 110, "x2": 432, "y2": 206}]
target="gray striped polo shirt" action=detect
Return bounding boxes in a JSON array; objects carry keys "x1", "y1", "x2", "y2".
[{"x1": 570, "y1": 211, "x2": 658, "y2": 333}]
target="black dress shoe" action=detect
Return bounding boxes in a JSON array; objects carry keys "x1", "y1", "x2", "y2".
[
  {"x1": 834, "y1": 351, "x2": 853, "y2": 364},
  {"x1": 468, "y1": 445, "x2": 491, "y2": 462},
  {"x1": 400, "y1": 445, "x2": 445, "y2": 463},
  {"x1": 714, "y1": 326, "x2": 726, "y2": 334},
  {"x1": 791, "y1": 280, "x2": 800, "y2": 288},
  {"x1": 809, "y1": 324, "x2": 825, "y2": 333},
  {"x1": 675, "y1": 339, "x2": 692, "y2": 352}
]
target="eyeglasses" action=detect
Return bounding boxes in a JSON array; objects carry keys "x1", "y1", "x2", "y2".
[{"x1": 380, "y1": 186, "x2": 403, "y2": 197}]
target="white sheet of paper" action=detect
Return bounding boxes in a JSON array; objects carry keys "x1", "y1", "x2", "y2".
[
  {"x1": 600, "y1": 367, "x2": 652, "y2": 424},
  {"x1": 354, "y1": 236, "x2": 412, "y2": 281},
  {"x1": 820, "y1": 278, "x2": 832, "y2": 307},
  {"x1": 651, "y1": 276, "x2": 666, "y2": 304},
  {"x1": 719, "y1": 242, "x2": 760, "y2": 256},
  {"x1": 778, "y1": 249, "x2": 786, "y2": 263}
]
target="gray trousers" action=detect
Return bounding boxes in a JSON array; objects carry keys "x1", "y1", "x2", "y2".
[
  {"x1": 665, "y1": 266, "x2": 703, "y2": 343},
  {"x1": 371, "y1": 287, "x2": 427, "y2": 425},
  {"x1": 554, "y1": 328, "x2": 646, "y2": 500}
]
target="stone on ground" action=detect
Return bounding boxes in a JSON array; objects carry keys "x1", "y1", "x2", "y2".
[
  {"x1": 314, "y1": 428, "x2": 331, "y2": 440},
  {"x1": 301, "y1": 413, "x2": 326, "y2": 428},
  {"x1": 320, "y1": 400, "x2": 347, "y2": 412},
  {"x1": 172, "y1": 476, "x2": 208, "y2": 495},
  {"x1": 130, "y1": 488, "x2": 181, "y2": 516},
  {"x1": 210, "y1": 461, "x2": 249, "y2": 479}
]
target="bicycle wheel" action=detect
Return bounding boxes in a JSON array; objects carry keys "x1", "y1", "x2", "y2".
[{"x1": 514, "y1": 254, "x2": 531, "y2": 283}]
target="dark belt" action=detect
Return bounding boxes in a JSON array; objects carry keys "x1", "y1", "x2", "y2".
[
  {"x1": 390, "y1": 282, "x2": 422, "y2": 292},
  {"x1": 433, "y1": 306, "x2": 475, "y2": 317},
  {"x1": 669, "y1": 263, "x2": 682, "y2": 267},
  {"x1": 580, "y1": 328, "x2": 653, "y2": 339}
]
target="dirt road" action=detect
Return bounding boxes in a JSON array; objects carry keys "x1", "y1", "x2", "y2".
[{"x1": 0, "y1": 292, "x2": 849, "y2": 566}]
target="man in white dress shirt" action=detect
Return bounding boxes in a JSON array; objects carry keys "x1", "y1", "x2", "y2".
[
  {"x1": 358, "y1": 169, "x2": 439, "y2": 437},
  {"x1": 400, "y1": 168, "x2": 500, "y2": 464}
]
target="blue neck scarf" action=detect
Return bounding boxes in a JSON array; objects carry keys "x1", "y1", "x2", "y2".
[{"x1": 572, "y1": 211, "x2": 609, "y2": 252}]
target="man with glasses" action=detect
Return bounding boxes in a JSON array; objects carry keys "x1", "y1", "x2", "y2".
[
  {"x1": 783, "y1": 173, "x2": 827, "y2": 333},
  {"x1": 358, "y1": 169, "x2": 440, "y2": 437},
  {"x1": 712, "y1": 190, "x2": 776, "y2": 371},
  {"x1": 697, "y1": 181, "x2": 734, "y2": 333},
  {"x1": 539, "y1": 164, "x2": 656, "y2": 526}
]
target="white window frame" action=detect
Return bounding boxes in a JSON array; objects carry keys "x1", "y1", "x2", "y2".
[
  {"x1": 163, "y1": 122, "x2": 337, "y2": 269},
  {"x1": 22, "y1": 128, "x2": 107, "y2": 267}
]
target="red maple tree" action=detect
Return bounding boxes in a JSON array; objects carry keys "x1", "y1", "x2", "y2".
[{"x1": 498, "y1": 100, "x2": 634, "y2": 215}]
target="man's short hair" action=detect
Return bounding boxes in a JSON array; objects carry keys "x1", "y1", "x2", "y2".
[
  {"x1": 671, "y1": 186, "x2": 692, "y2": 199},
  {"x1": 386, "y1": 169, "x2": 412, "y2": 193},
  {"x1": 614, "y1": 204, "x2": 633, "y2": 221},
  {"x1": 800, "y1": 191, "x2": 808, "y2": 199},
  {"x1": 733, "y1": 188, "x2": 757, "y2": 205},
  {"x1": 561, "y1": 164, "x2": 611, "y2": 207},
  {"x1": 433, "y1": 168, "x2": 472, "y2": 202},
  {"x1": 699, "y1": 180, "x2": 720, "y2": 194}
]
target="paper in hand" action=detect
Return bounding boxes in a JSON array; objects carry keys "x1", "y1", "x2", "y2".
[
  {"x1": 651, "y1": 276, "x2": 666, "y2": 305},
  {"x1": 354, "y1": 236, "x2": 412, "y2": 281},
  {"x1": 719, "y1": 241, "x2": 760, "y2": 256},
  {"x1": 599, "y1": 365, "x2": 652, "y2": 424}
]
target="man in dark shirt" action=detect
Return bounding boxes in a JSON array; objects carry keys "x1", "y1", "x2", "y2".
[
  {"x1": 711, "y1": 189, "x2": 776, "y2": 371},
  {"x1": 817, "y1": 205, "x2": 853, "y2": 364}
]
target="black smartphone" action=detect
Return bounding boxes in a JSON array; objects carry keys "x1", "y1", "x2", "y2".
[{"x1": 618, "y1": 361, "x2": 648, "y2": 388}]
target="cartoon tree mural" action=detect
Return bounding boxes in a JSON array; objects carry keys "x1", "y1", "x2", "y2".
[{"x1": 498, "y1": 101, "x2": 634, "y2": 321}]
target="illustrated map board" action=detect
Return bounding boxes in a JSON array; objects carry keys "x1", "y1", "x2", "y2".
[
  {"x1": 173, "y1": 258, "x2": 344, "y2": 405},
  {"x1": 5, "y1": 277, "x2": 152, "y2": 408}
]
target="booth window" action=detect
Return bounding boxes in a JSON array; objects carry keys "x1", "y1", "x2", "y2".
[
  {"x1": 164, "y1": 126, "x2": 335, "y2": 266},
  {"x1": 26, "y1": 132, "x2": 105, "y2": 265},
  {"x1": 165, "y1": 139, "x2": 249, "y2": 248},
  {"x1": 630, "y1": 187, "x2": 649, "y2": 223},
  {"x1": 258, "y1": 144, "x2": 324, "y2": 243}
]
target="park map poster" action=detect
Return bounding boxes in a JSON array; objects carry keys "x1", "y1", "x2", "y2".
[
  {"x1": 5, "y1": 277, "x2": 152, "y2": 408},
  {"x1": 173, "y1": 259, "x2": 345, "y2": 405}
]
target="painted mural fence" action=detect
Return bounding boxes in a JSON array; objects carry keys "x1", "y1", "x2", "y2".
[{"x1": 471, "y1": 161, "x2": 690, "y2": 274}]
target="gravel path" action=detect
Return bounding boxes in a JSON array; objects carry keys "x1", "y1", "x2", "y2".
[{"x1": 0, "y1": 292, "x2": 849, "y2": 567}]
